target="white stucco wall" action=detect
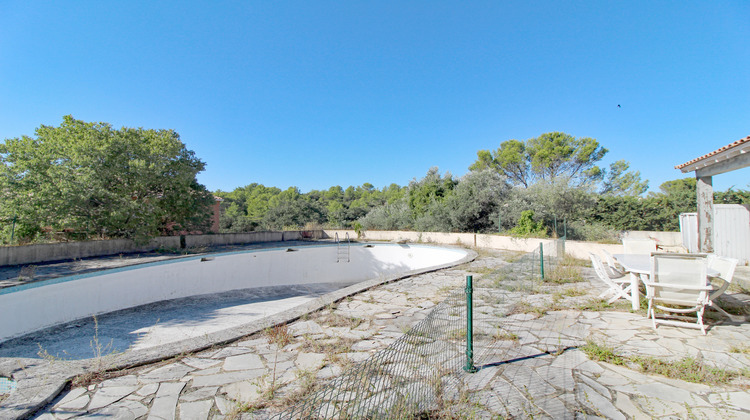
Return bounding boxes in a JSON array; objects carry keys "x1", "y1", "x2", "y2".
[{"x1": 325, "y1": 229, "x2": 682, "y2": 260}]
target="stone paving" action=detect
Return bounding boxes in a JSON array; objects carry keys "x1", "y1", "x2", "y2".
[{"x1": 9, "y1": 248, "x2": 750, "y2": 419}]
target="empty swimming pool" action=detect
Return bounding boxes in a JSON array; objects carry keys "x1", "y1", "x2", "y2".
[{"x1": 0, "y1": 243, "x2": 471, "y2": 359}]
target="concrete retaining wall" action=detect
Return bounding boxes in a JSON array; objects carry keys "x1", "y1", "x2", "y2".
[
  {"x1": 622, "y1": 231, "x2": 682, "y2": 247},
  {"x1": 324, "y1": 229, "x2": 680, "y2": 260},
  {"x1": 0, "y1": 230, "x2": 325, "y2": 267}
]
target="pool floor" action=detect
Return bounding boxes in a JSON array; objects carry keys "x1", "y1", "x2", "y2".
[{"x1": 0, "y1": 282, "x2": 353, "y2": 360}]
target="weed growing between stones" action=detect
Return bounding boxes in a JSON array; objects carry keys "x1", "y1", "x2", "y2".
[
  {"x1": 560, "y1": 287, "x2": 587, "y2": 297},
  {"x1": 263, "y1": 323, "x2": 292, "y2": 403},
  {"x1": 582, "y1": 340, "x2": 749, "y2": 385},
  {"x1": 544, "y1": 258, "x2": 585, "y2": 284},
  {"x1": 500, "y1": 250, "x2": 526, "y2": 264},
  {"x1": 321, "y1": 312, "x2": 364, "y2": 329},
  {"x1": 508, "y1": 300, "x2": 547, "y2": 318},
  {"x1": 468, "y1": 265, "x2": 497, "y2": 276},
  {"x1": 580, "y1": 340, "x2": 625, "y2": 366},
  {"x1": 300, "y1": 335, "x2": 357, "y2": 357},
  {"x1": 575, "y1": 298, "x2": 614, "y2": 312},
  {"x1": 492, "y1": 329, "x2": 519, "y2": 341},
  {"x1": 729, "y1": 345, "x2": 750, "y2": 354},
  {"x1": 265, "y1": 323, "x2": 292, "y2": 348},
  {"x1": 446, "y1": 328, "x2": 466, "y2": 340},
  {"x1": 629, "y1": 356, "x2": 742, "y2": 385}
]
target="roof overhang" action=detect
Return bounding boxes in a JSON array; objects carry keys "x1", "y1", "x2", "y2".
[{"x1": 675, "y1": 135, "x2": 750, "y2": 177}]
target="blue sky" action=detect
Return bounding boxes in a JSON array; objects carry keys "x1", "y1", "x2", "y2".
[{"x1": 1, "y1": 1, "x2": 748, "y2": 193}]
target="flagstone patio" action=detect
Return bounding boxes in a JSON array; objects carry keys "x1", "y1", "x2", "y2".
[{"x1": 3, "y1": 247, "x2": 750, "y2": 419}]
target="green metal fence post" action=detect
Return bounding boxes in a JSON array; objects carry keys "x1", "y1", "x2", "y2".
[
  {"x1": 539, "y1": 242, "x2": 545, "y2": 280},
  {"x1": 464, "y1": 275, "x2": 477, "y2": 373}
]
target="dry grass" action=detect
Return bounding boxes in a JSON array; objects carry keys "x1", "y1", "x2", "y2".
[
  {"x1": 265, "y1": 324, "x2": 292, "y2": 348},
  {"x1": 507, "y1": 300, "x2": 547, "y2": 317},
  {"x1": 493, "y1": 330, "x2": 519, "y2": 341},
  {"x1": 729, "y1": 345, "x2": 750, "y2": 355},
  {"x1": 544, "y1": 258, "x2": 585, "y2": 284}
]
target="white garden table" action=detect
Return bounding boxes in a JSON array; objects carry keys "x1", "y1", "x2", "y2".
[{"x1": 613, "y1": 253, "x2": 718, "y2": 311}]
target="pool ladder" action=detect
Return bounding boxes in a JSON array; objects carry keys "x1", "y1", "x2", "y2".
[{"x1": 336, "y1": 232, "x2": 350, "y2": 263}]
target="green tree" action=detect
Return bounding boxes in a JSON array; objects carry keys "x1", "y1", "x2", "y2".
[
  {"x1": 0, "y1": 116, "x2": 213, "y2": 242},
  {"x1": 600, "y1": 160, "x2": 649, "y2": 196},
  {"x1": 470, "y1": 132, "x2": 608, "y2": 187},
  {"x1": 261, "y1": 190, "x2": 327, "y2": 230},
  {"x1": 714, "y1": 188, "x2": 750, "y2": 205},
  {"x1": 215, "y1": 183, "x2": 284, "y2": 232},
  {"x1": 653, "y1": 177, "x2": 696, "y2": 214},
  {"x1": 407, "y1": 167, "x2": 456, "y2": 219},
  {"x1": 444, "y1": 169, "x2": 510, "y2": 232},
  {"x1": 358, "y1": 200, "x2": 411, "y2": 231}
]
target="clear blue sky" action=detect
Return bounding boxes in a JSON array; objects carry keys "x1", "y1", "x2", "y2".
[{"x1": 1, "y1": 1, "x2": 748, "y2": 193}]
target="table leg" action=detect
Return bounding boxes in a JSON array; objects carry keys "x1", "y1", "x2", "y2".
[{"x1": 630, "y1": 272, "x2": 640, "y2": 310}]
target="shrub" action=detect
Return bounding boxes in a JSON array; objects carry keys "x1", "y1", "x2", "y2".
[{"x1": 510, "y1": 210, "x2": 547, "y2": 237}]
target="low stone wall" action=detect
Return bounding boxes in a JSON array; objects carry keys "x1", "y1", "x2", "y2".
[
  {"x1": 0, "y1": 230, "x2": 325, "y2": 267},
  {"x1": 323, "y1": 229, "x2": 680, "y2": 260}
]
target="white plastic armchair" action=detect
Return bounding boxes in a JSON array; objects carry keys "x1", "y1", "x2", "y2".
[
  {"x1": 589, "y1": 253, "x2": 633, "y2": 304},
  {"x1": 706, "y1": 255, "x2": 739, "y2": 319},
  {"x1": 644, "y1": 253, "x2": 711, "y2": 334},
  {"x1": 602, "y1": 249, "x2": 625, "y2": 278}
]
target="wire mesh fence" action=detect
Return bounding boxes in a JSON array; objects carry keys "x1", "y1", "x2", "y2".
[
  {"x1": 273, "y1": 287, "x2": 467, "y2": 419},
  {"x1": 274, "y1": 239, "x2": 570, "y2": 419}
]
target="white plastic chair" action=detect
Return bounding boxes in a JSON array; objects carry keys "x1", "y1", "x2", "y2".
[
  {"x1": 706, "y1": 255, "x2": 739, "y2": 319},
  {"x1": 644, "y1": 253, "x2": 711, "y2": 334},
  {"x1": 602, "y1": 250, "x2": 625, "y2": 278},
  {"x1": 589, "y1": 253, "x2": 633, "y2": 304},
  {"x1": 622, "y1": 238, "x2": 657, "y2": 254}
]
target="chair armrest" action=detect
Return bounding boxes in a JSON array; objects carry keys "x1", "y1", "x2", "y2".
[{"x1": 710, "y1": 281, "x2": 730, "y2": 300}]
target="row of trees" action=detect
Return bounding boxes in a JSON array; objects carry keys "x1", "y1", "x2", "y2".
[
  {"x1": 0, "y1": 116, "x2": 214, "y2": 243},
  {"x1": 215, "y1": 183, "x2": 406, "y2": 232},
  {"x1": 4, "y1": 119, "x2": 748, "y2": 245},
  {"x1": 218, "y1": 132, "x2": 749, "y2": 241}
]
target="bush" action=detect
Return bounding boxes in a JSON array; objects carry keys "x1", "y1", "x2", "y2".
[
  {"x1": 358, "y1": 201, "x2": 411, "y2": 231},
  {"x1": 510, "y1": 210, "x2": 547, "y2": 237},
  {"x1": 565, "y1": 220, "x2": 620, "y2": 243}
]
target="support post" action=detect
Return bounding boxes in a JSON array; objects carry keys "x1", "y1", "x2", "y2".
[
  {"x1": 539, "y1": 242, "x2": 545, "y2": 280},
  {"x1": 464, "y1": 275, "x2": 477, "y2": 373},
  {"x1": 696, "y1": 175, "x2": 714, "y2": 253}
]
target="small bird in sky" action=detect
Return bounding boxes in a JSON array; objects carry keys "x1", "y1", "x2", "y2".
[{"x1": 617, "y1": 104, "x2": 621, "y2": 108}]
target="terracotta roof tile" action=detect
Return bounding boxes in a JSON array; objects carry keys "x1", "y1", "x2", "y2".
[{"x1": 675, "y1": 135, "x2": 750, "y2": 170}]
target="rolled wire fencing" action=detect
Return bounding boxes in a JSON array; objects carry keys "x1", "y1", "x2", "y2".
[{"x1": 274, "y1": 239, "x2": 567, "y2": 419}]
